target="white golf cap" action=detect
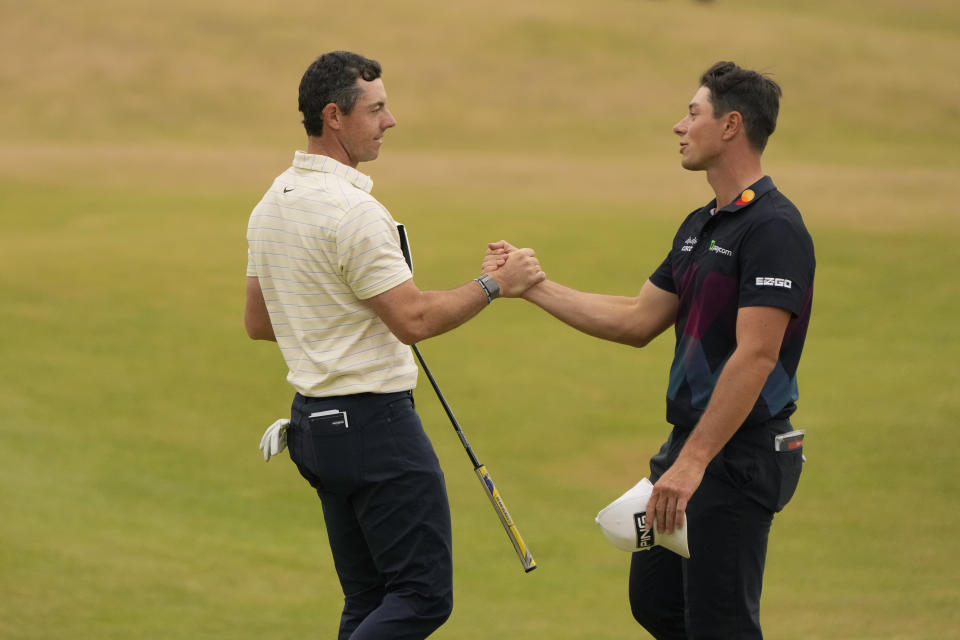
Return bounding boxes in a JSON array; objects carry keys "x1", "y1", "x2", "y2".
[{"x1": 595, "y1": 477, "x2": 690, "y2": 558}]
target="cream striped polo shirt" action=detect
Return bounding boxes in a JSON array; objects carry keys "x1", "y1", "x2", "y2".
[{"x1": 246, "y1": 151, "x2": 418, "y2": 397}]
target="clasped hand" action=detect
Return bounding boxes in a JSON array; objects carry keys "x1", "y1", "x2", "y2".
[{"x1": 482, "y1": 241, "x2": 545, "y2": 297}]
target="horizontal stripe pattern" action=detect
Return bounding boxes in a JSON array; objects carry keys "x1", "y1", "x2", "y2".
[{"x1": 247, "y1": 152, "x2": 417, "y2": 397}]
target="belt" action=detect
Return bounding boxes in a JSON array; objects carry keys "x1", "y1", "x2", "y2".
[{"x1": 295, "y1": 390, "x2": 412, "y2": 403}]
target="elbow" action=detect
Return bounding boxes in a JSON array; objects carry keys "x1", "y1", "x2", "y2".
[
  {"x1": 756, "y1": 352, "x2": 779, "y2": 375},
  {"x1": 393, "y1": 325, "x2": 425, "y2": 346},
  {"x1": 394, "y1": 332, "x2": 417, "y2": 346},
  {"x1": 244, "y1": 317, "x2": 275, "y2": 341},
  {"x1": 621, "y1": 316, "x2": 673, "y2": 349},
  {"x1": 244, "y1": 317, "x2": 259, "y2": 340},
  {"x1": 739, "y1": 347, "x2": 779, "y2": 377},
  {"x1": 386, "y1": 310, "x2": 431, "y2": 346},
  {"x1": 620, "y1": 327, "x2": 659, "y2": 349}
]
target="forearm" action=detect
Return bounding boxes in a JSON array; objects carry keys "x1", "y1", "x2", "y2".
[
  {"x1": 523, "y1": 280, "x2": 636, "y2": 344},
  {"x1": 644, "y1": 305, "x2": 788, "y2": 534},
  {"x1": 675, "y1": 347, "x2": 777, "y2": 466},
  {"x1": 372, "y1": 247, "x2": 544, "y2": 345},
  {"x1": 642, "y1": 354, "x2": 771, "y2": 536},
  {"x1": 402, "y1": 281, "x2": 490, "y2": 344},
  {"x1": 522, "y1": 279, "x2": 667, "y2": 347}
]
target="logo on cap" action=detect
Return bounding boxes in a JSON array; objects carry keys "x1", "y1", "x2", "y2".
[{"x1": 634, "y1": 512, "x2": 656, "y2": 550}]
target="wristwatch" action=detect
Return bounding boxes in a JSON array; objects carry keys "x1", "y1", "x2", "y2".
[{"x1": 474, "y1": 273, "x2": 500, "y2": 303}]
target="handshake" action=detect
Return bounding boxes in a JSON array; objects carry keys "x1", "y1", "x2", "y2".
[
  {"x1": 481, "y1": 240, "x2": 545, "y2": 299},
  {"x1": 256, "y1": 240, "x2": 543, "y2": 463}
]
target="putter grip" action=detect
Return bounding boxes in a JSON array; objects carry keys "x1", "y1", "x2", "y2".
[{"x1": 475, "y1": 465, "x2": 537, "y2": 572}]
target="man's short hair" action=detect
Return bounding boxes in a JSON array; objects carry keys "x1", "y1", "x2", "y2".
[
  {"x1": 699, "y1": 61, "x2": 781, "y2": 152},
  {"x1": 299, "y1": 51, "x2": 382, "y2": 137}
]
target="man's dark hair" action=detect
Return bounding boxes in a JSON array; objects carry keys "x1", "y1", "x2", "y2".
[
  {"x1": 699, "y1": 61, "x2": 781, "y2": 152},
  {"x1": 299, "y1": 51, "x2": 382, "y2": 137}
]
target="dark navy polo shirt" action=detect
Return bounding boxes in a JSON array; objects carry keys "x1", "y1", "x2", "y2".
[{"x1": 649, "y1": 176, "x2": 815, "y2": 430}]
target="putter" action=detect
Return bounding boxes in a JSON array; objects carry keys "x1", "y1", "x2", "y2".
[{"x1": 397, "y1": 223, "x2": 536, "y2": 573}]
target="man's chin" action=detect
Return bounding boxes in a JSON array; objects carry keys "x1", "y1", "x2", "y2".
[{"x1": 353, "y1": 152, "x2": 380, "y2": 167}]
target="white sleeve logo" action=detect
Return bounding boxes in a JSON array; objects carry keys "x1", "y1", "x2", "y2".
[{"x1": 756, "y1": 277, "x2": 792, "y2": 289}]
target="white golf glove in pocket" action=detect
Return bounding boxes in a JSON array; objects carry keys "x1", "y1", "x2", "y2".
[{"x1": 259, "y1": 418, "x2": 290, "y2": 462}]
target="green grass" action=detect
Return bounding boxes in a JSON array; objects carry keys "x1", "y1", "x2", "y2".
[{"x1": 2, "y1": 0, "x2": 959, "y2": 638}]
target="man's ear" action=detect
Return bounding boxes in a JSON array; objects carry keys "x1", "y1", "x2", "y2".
[
  {"x1": 322, "y1": 102, "x2": 342, "y2": 131},
  {"x1": 721, "y1": 111, "x2": 743, "y2": 141}
]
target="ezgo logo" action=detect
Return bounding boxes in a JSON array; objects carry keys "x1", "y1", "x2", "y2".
[
  {"x1": 756, "y1": 276, "x2": 793, "y2": 289},
  {"x1": 708, "y1": 239, "x2": 733, "y2": 257}
]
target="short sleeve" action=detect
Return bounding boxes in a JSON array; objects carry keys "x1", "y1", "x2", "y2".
[
  {"x1": 337, "y1": 200, "x2": 412, "y2": 299},
  {"x1": 738, "y1": 215, "x2": 815, "y2": 316},
  {"x1": 649, "y1": 250, "x2": 677, "y2": 294}
]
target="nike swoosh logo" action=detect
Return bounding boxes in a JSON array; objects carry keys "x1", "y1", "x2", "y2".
[{"x1": 283, "y1": 186, "x2": 295, "y2": 193}]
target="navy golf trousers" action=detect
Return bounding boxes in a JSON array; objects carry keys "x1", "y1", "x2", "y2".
[
  {"x1": 287, "y1": 391, "x2": 453, "y2": 640},
  {"x1": 629, "y1": 420, "x2": 803, "y2": 639}
]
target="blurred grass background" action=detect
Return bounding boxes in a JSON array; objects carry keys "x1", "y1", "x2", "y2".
[{"x1": 1, "y1": 0, "x2": 958, "y2": 638}]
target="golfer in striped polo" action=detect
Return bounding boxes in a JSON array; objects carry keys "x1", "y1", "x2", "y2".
[{"x1": 244, "y1": 51, "x2": 544, "y2": 640}]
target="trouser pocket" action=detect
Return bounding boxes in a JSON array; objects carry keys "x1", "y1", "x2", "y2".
[
  {"x1": 712, "y1": 421, "x2": 804, "y2": 513},
  {"x1": 772, "y1": 446, "x2": 803, "y2": 511},
  {"x1": 288, "y1": 407, "x2": 361, "y2": 494}
]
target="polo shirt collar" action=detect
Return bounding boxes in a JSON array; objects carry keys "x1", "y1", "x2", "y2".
[
  {"x1": 292, "y1": 150, "x2": 374, "y2": 193},
  {"x1": 715, "y1": 175, "x2": 776, "y2": 214}
]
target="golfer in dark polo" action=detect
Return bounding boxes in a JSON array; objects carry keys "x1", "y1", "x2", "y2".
[{"x1": 486, "y1": 61, "x2": 815, "y2": 639}]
